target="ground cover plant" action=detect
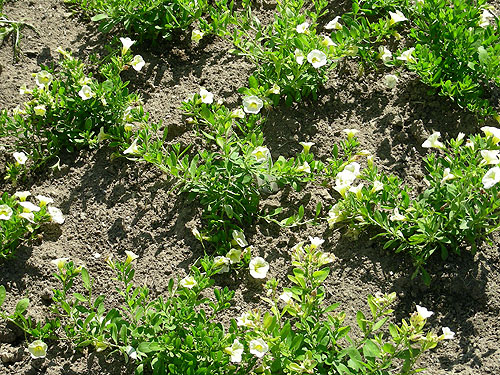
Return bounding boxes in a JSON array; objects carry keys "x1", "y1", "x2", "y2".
[{"x1": 0, "y1": 0, "x2": 500, "y2": 373}]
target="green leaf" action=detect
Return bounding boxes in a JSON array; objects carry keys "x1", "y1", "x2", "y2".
[
  {"x1": 356, "y1": 311, "x2": 366, "y2": 332},
  {"x1": 73, "y1": 293, "x2": 87, "y2": 303},
  {"x1": 15, "y1": 298, "x2": 29, "y2": 315},
  {"x1": 362, "y1": 339, "x2": 380, "y2": 358},
  {"x1": 312, "y1": 268, "x2": 329, "y2": 283},
  {"x1": 0, "y1": 285, "x2": 5, "y2": 307},
  {"x1": 138, "y1": 342, "x2": 161, "y2": 353},
  {"x1": 91, "y1": 14, "x2": 109, "y2": 22},
  {"x1": 248, "y1": 75, "x2": 258, "y2": 89},
  {"x1": 81, "y1": 268, "x2": 90, "y2": 290}
]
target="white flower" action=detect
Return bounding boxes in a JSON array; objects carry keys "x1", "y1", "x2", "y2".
[
  {"x1": 19, "y1": 212, "x2": 35, "y2": 223},
  {"x1": 0, "y1": 205, "x2": 13, "y2": 220},
  {"x1": 19, "y1": 84, "x2": 32, "y2": 95},
  {"x1": 378, "y1": 46, "x2": 393, "y2": 63},
  {"x1": 120, "y1": 37, "x2": 135, "y2": 55},
  {"x1": 296, "y1": 161, "x2": 311, "y2": 173},
  {"x1": 269, "y1": 84, "x2": 280, "y2": 95},
  {"x1": 456, "y1": 132, "x2": 465, "y2": 142},
  {"x1": 179, "y1": 275, "x2": 197, "y2": 289},
  {"x1": 294, "y1": 49, "x2": 305, "y2": 65},
  {"x1": 232, "y1": 230, "x2": 248, "y2": 247},
  {"x1": 125, "y1": 345, "x2": 137, "y2": 360},
  {"x1": 191, "y1": 29, "x2": 204, "y2": 43},
  {"x1": 442, "y1": 327, "x2": 455, "y2": 340},
  {"x1": 441, "y1": 168, "x2": 456, "y2": 183},
  {"x1": 389, "y1": 10, "x2": 407, "y2": 25},
  {"x1": 131, "y1": 55, "x2": 145, "y2": 72},
  {"x1": 481, "y1": 150, "x2": 500, "y2": 165},
  {"x1": 372, "y1": 180, "x2": 384, "y2": 193},
  {"x1": 397, "y1": 48, "x2": 416, "y2": 63},
  {"x1": 14, "y1": 191, "x2": 31, "y2": 201},
  {"x1": 34, "y1": 105, "x2": 46, "y2": 116},
  {"x1": 123, "y1": 139, "x2": 140, "y2": 155},
  {"x1": 78, "y1": 85, "x2": 94, "y2": 101},
  {"x1": 349, "y1": 184, "x2": 364, "y2": 199},
  {"x1": 199, "y1": 88, "x2": 214, "y2": 104},
  {"x1": 242, "y1": 96, "x2": 264, "y2": 114},
  {"x1": 251, "y1": 146, "x2": 270, "y2": 162},
  {"x1": 237, "y1": 311, "x2": 254, "y2": 327},
  {"x1": 321, "y1": 35, "x2": 336, "y2": 49},
  {"x1": 307, "y1": 49, "x2": 327, "y2": 68},
  {"x1": 48, "y1": 206, "x2": 64, "y2": 224},
  {"x1": 123, "y1": 106, "x2": 134, "y2": 122},
  {"x1": 19, "y1": 201, "x2": 41, "y2": 213},
  {"x1": 13, "y1": 151, "x2": 28, "y2": 165},
  {"x1": 28, "y1": 340, "x2": 48, "y2": 359},
  {"x1": 98, "y1": 127, "x2": 108, "y2": 142},
  {"x1": 51, "y1": 257, "x2": 69, "y2": 271},
  {"x1": 389, "y1": 207, "x2": 406, "y2": 221},
  {"x1": 416, "y1": 305, "x2": 434, "y2": 319},
  {"x1": 224, "y1": 339, "x2": 244, "y2": 363},
  {"x1": 227, "y1": 248, "x2": 242, "y2": 264},
  {"x1": 249, "y1": 338, "x2": 269, "y2": 358},
  {"x1": 309, "y1": 236, "x2": 324, "y2": 249},
  {"x1": 231, "y1": 108, "x2": 245, "y2": 119},
  {"x1": 327, "y1": 203, "x2": 344, "y2": 226},
  {"x1": 214, "y1": 256, "x2": 230, "y2": 273},
  {"x1": 481, "y1": 126, "x2": 500, "y2": 144},
  {"x1": 299, "y1": 141, "x2": 315, "y2": 154},
  {"x1": 35, "y1": 195, "x2": 54, "y2": 206},
  {"x1": 296, "y1": 22, "x2": 309, "y2": 33},
  {"x1": 479, "y1": 9, "x2": 494, "y2": 28},
  {"x1": 344, "y1": 162, "x2": 361, "y2": 177},
  {"x1": 124, "y1": 250, "x2": 139, "y2": 265},
  {"x1": 422, "y1": 132, "x2": 445, "y2": 149},
  {"x1": 325, "y1": 16, "x2": 343, "y2": 30},
  {"x1": 384, "y1": 74, "x2": 398, "y2": 89},
  {"x1": 343, "y1": 128, "x2": 359, "y2": 139},
  {"x1": 249, "y1": 257, "x2": 269, "y2": 279},
  {"x1": 279, "y1": 291, "x2": 293, "y2": 303},
  {"x1": 35, "y1": 71, "x2": 53, "y2": 89},
  {"x1": 482, "y1": 166, "x2": 500, "y2": 189}
]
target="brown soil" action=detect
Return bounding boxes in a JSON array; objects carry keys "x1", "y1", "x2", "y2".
[{"x1": 1, "y1": 0, "x2": 499, "y2": 374}]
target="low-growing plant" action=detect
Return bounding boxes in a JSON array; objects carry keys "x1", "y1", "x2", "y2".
[
  {"x1": 0, "y1": 240, "x2": 454, "y2": 374},
  {"x1": 0, "y1": 191, "x2": 64, "y2": 258},
  {"x1": 0, "y1": 39, "x2": 147, "y2": 181},
  {"x1": 328, "y1": 129, "x2": 500, "y2": 282},
  {"x1": 0, "y1": 4, "x2": 36, "y2": 61}
]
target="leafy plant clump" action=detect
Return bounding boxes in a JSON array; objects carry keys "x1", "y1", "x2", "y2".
[
  {"x1": 0, "y1": 239, "x2": 454, "y2": 374},
  {"x1": 329, "y1": 129, "x2": 500, "y2": 282},
  {"x1": 1, "y1": 40, "x2": 147, "y2": 181}
]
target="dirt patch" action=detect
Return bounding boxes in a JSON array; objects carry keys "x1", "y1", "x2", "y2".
[{"x1": 0, "y1": 0, "x2": 499, "y2": 374}]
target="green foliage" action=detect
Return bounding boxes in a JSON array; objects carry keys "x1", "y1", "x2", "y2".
[
  {"x1": 0, "y1": 44, "x2": 146, "y2": 181},
  {"x1": 331, "y1": 131, "x2": 500, "y2": 282},
  {"x1": 0, "y1": 9, "x2": 36, "y2": 61},
  {"x1": 0, "y1": 192, "x2": 57, "y2": 258},
  {"x1": 66, "y1": 0, "x2": 211, "y2": 41}
]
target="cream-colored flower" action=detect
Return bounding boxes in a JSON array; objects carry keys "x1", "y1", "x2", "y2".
[
  {"x1": 123, "y1": 139, "x2": 140, "y2": 155},
  {"x1": 327, "y1": 203, "x2": 344, "y2": 227},
  {"x1": 214, "y1": 256, "x2": 230, "y2": 273},
  {"x1": 0, "y1": 204, "x2": 13, "y2": 220},
  {"x1": 19, "y1": 84, "x2": 32, "y2": 95},
  {"x1": 249, "y1": 338, "x2": 269, "y2": 358},
  {"x1": 227, "y1": 248, "x2": 242, "y2": 264},
  {"x1": 28, "y1": 340, "x2": 48, "y2": 359},
  {"x1": 294, "y1": 49, "x2": 305, "y2": 65},
  {"x1": 397, "y1": 48, "x2": 416, "y2": 63},
  {"x1": 384, "y1": 74, "x2": 398, "y2": 89},
  {"x1": 482, "y1": 166, "x2": 500, "y2": 189},
  {"x1": 422, "y1": 132, "x2": 445, "y2": 149},
  {"x1": 441, "y1": 168, "x2": 456, "y2": 183},
  {"x1": 389, "y1": 10, "x2": 407, "y2": 25},
  {"x1": 269, "y1": 84, "x2": 280, "y2": 95},
  {"x1": 35, "y1": 71, "x2": 53, "y2": 89},
  {"x1": 378, "y1": 46, "x2": 392, "y2": 63},
  {"x1": 242, "y1": 96, "x2": 264, "y2": 114},
  {"x1": 349, "y1": 184, "x2": 364, "y2": 199},
  {"x1": 296, "y1": 22, "x2": 309, "y2": 34},
  {"x1": 13, "y1": 151, "x2": 28, "y2": 165},
  {"x1": 307, "y1": 49, "x2": 327, "y2": 68},
  {"x1": 131, "y1": 55, "x2": 145, "y2": 72},
  {"x1": 51, "y1": 257, "x2": 69, "y2": 271},
  {"x1": 279, "y1": 291, "x2": 293, "y2": 303},
  {"x1": 19, "y1": 201, "x2": 41, "y2": 213},
  {"x1": 98, "y1": 127, "x2": 108, "y2": 142},
  {"x1": 179, "y1": 275, "x2": 197, "y2": 289},
  {"x1": 325, "y1": 16, "x2": 343, "y2": 30},
  {"x1": 251, "y1": 146, "x2": 270, "y2": 163},
  {"x1": 481, "y1": 150, "x2": 500, "y2": 165},
  {"x1": 481, "y1": 126, "x2": 500, "y2": 144},
  {"x1": 296, "y1": 161, "x2": 311, "y2": 173},
  {"x1": 124, "y1": 250, "x2": 139, "y2": 265},
  {"x1": 343, "y1": 128, "x2": 359, "y2": 139},
  {"x1": 34, "y1": 105, "x2": 46, "y2": 116},
  {"x1": 416, "y1": 305, "x2": 434, "y2": 319},
  {"x1": 299, "y1": 141, "x2": 314, "y2": 154},
  {"x1": 48, "y1": 206, "x2": 64, "y2": 224},
  {"x1": 309, "y1": 236, "x2": 324, "y2": 249},
  {"x1": 389, "y1": 207, "x2": 406, "y2": 221},
  {"x1": 441, "y1": 327, "x2": 455, "y2": 340},
  {"x1": 120, "y1": 37, "x2": 135, "y2": 55},
  {"x1": 232, "y1": 230, "x2": 248, "y2": 247},
  {"x1": 14, "y1": 191, "x2": 31, "y2": 201},
  {"x1": 199, "y1": 88, "x2": 214, "y2": 104},
  {"x1": 191, "y1": 29, "x2": 204, "y2": 43},
  {"x1": 19, "y1": 212, "x2": 35, "y2": 223},
  {"x1": 231, "y1": 108, "x2": 245, "y2": 119},
  {"x1": 78, "y1": 85, "x2": 94, "y2": 101},
  {"x1": 224, "y1": 339, "x2": 244, "y2": 363},
  {"x1": 123, "y1": 106, "x2": 134, "y2": 122},
  {"x1": 35, "y1": 195, "x2": 54, "y2": 206},
  {"x1": 479, "y1": 9, "x2": 494, "y2": 28},
  {"x1": 371, "y1": 180, "x2": 384, "y2": 193},
  {"x1": 236, "y1": 311, "x2": 254, "y2": 327},
  {"x1": 249, "y1": 257, "x2": 269, "y2": 279},
  {"x1": 321, "y1": 35, "x2": 336, "y2": 49}
]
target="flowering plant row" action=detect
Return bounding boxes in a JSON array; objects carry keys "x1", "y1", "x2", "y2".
[{"x1": 0, "y1": 239, "x2": 453, "y2": 374}]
